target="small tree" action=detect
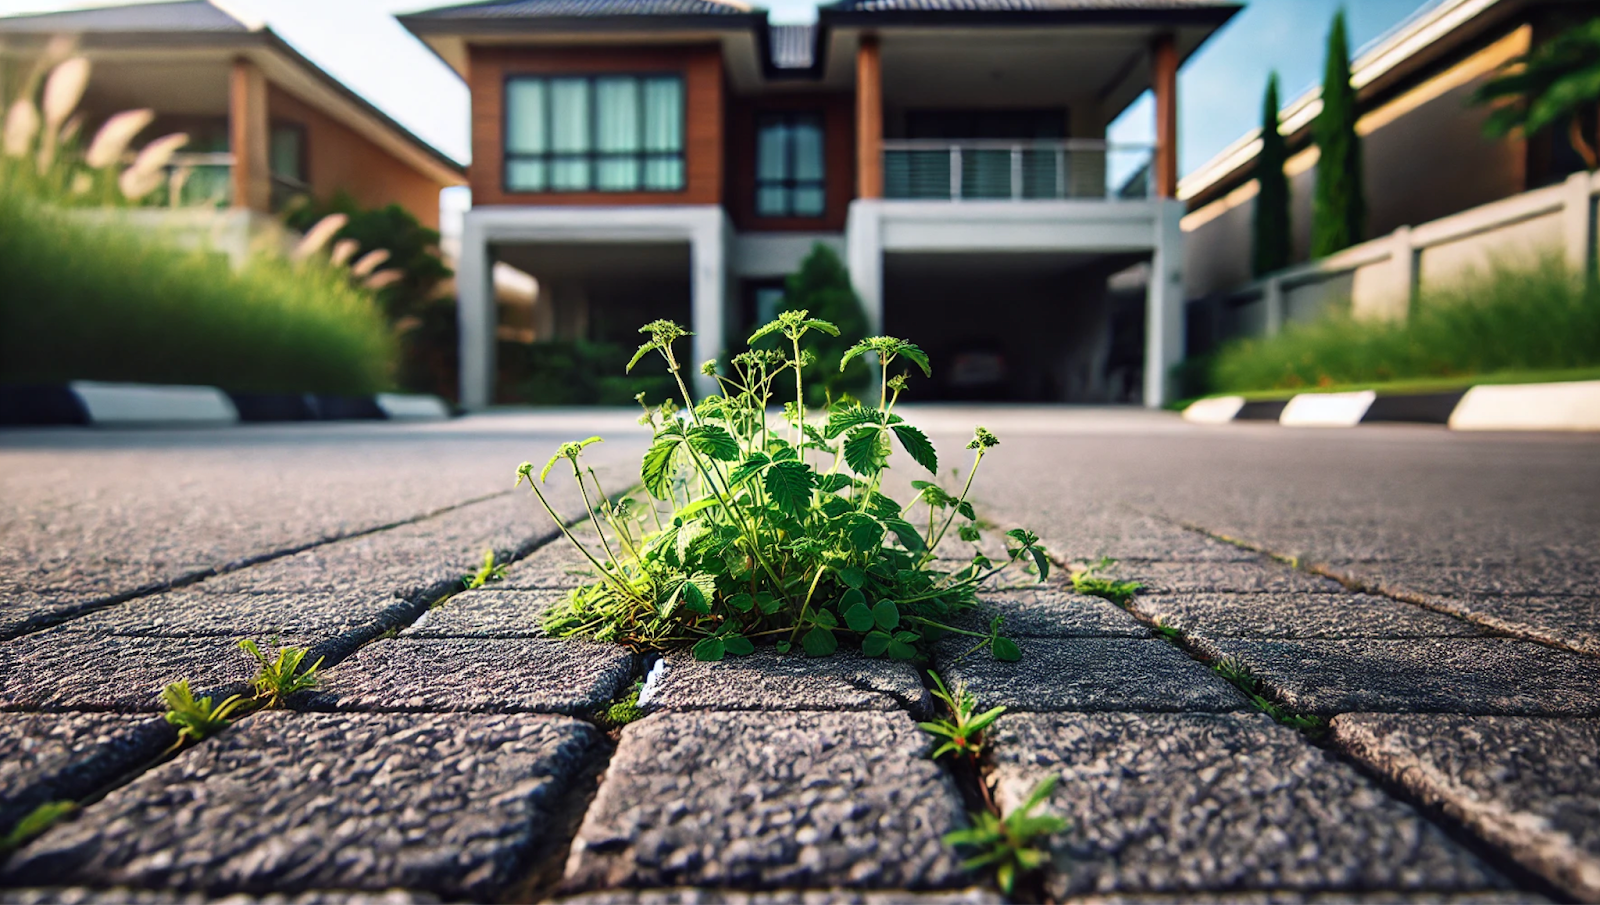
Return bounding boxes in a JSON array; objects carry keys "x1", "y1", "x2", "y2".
[
  {"x1": 1311, "y1": 8, "x2": 1366, "y2": 258},
  {"x1": 774, "y1": 243, "x2": 870, "y2": 405},
  {"x1": 1253, "y1": 71, "x2": 1293, "y2": 276},
  {"x1": 1473, "y1": 18, "x2": 1600, "y2": 171}
]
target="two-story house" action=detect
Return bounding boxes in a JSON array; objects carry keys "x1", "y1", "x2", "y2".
[
  {"x1": 0, "y1": 0, "x2": 464, "y2": 235},
  {"x1": 401, "y1": 0, "x2": 1238, "y2": 408}
]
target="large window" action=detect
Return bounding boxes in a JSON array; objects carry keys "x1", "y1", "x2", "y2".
[
  {"x1": 755, "y1": 112, "x2": 824, "y2": 217},
  {"x1": 504, "y1": 75, "x2": 685, "y2": 193}
]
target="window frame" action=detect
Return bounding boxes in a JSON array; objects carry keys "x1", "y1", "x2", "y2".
[
  {"x1": 753, "y1": 111, "x2": 827, "y2": 219},
  {"x1": 501, "y1": 72, "x2": 687, "y2": 195}
]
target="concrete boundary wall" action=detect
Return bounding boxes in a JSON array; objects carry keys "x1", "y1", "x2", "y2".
[{"x1": 1204, "y1": 170, "x2": 1600, "y2": 337}]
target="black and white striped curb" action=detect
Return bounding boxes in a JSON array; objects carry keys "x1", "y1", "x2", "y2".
[
  {"x1": 1183, "y1": 380, "x2": 1600, "y2": 431},
  {"x1": 0, "y1": 382, "x2": 454, "y2": 427}
]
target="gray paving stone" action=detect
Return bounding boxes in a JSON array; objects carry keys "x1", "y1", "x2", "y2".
[
  {"x1": 1334, "y1": 713, "x2": 1600, "y2": 902},
  {"x1": 0, "y1": 889, "x2": 441, "y2": 904},
  {"x1": 499, "y1": 535, "x2": 605, "y2": 590},
  {"x1": 936, "y1": 638, "x2": 1245, "y2": 713},
  {"x1": 949, "y1": 586, "x2": 1150, "y2": 638},
  {"x1": 1055, "y1": 893, "x2": 1541, "y2": 903},
  {"x1": 1132, "y1": 593, "x2": 1484, "y2": 640},
  {"x1": 0, "y1": 712, "x2": 600, "y2": 899},
  {"x1": 556, "y1": 890, "x2": 1001, "y2": 904},
  {"x1": 400, "y1": 589, "x2": 565, "y2": 638},
  {"x1": 0, "y1": 587, "x2": 122, "y2": 640},
  {"x1": 1192, "y1": 638, "x2": 1600, "y2": 716},
  {"x1": 1334, "y1": 561, "x2": 1600, "y2": 601},
  {"x1": 987, "y1": 712, "x2": 1510, "y2": 899},
  {"x1": 64, "y1": 589, "x2": 421, "y2": 643},
  {"x1": 561, "y1": 711, "x2": 967, "y2": 892},
  {"x1": 1038, "y1": 514, "x2": 1261, "y2": 564},
  {"x1": 307, "y1": 637, "x2": 634, "y2": 715},
  {"x1": 648, "y1": 649, "x2": 931, "y2": 717},
  {"x1": 0, "y1": 629, "x2": 301, "y2": 711},
  {"x1": 1098, "y1": 560, "x2": 1346, "y2": 595},
  {"x1": 1445, "y1": 595, "x2": 1600, "y2": 658},
  {"x1": 0, "y1": 713, "x2": 173, "y2": 837}
]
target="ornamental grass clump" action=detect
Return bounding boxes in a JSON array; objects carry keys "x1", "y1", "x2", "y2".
[{"x1": 516, "y1": 313, "x2": 1047, "y2": 662}]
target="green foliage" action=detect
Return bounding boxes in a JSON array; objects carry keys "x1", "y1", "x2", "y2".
[
  {"x1": 1311, "y1": 9, "x2": 1366, "y2": 258},
  {"x1": 518, "y1": 317, "x2": 1047, "y2": 662},
  {"x1": 505, "y1": 339, "x2": 675, "y2": 406},
  {"x1": 1213, "y1": 656, "x2": 1327, "y2": 734},
  {"x1": 1253, "y1": 71, "x2": 1293, "y2": 276},
  {"x1": 161, "y1": 680, "x2": 250, "y2": 745},
  {"x1": 944, "y1": 776, "x2": 1069, "y2": 895},
  {"x1": 1209, "y1": 256, "x2": 1600, "y2": 392},
  {"x1": 760, "y1": 244, "x2": 871, "y2": 405},
  {"x1": 239, "y1": 639, "x2": 323, "y2": 710},
  {"x1": 919, "y1": 672, "x2": 1007, "y2": 761},
  {"x1": 463, "y1": 548, "x2": 507, "y2": 590},
  {"x1": 0, "y1": 186, "x2": 396, "y2": 393},
  {"x1": 1071, "y1": 557, "x2": 1142, "y2": 607},
  {"x1": 599, "y1": 680, "x2": 646, "y2": 728},
  {"x1": 1473, "y1": 17, "x2": 1600, "y2": 170},
  {"x1": 0, "y1": 801, "x2": 76, "y2": 856}
]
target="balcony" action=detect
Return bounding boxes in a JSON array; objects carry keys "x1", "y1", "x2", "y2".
[
  {"x1": 882, "y1": 140, "x2": 1153, "y2": 202},
  {"x1": 134, "y1": 153, "x2": 311, "y2": 211}
]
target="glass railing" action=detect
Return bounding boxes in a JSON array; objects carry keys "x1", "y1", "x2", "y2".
[{"x1": 882, "y1": 140, "x2": 1154, "y2": 201}]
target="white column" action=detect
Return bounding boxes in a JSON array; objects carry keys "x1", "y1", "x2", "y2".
[
  {"x1": 689, "y1": 219, "x2": 725, "y2": 399},
  {"x1": 1390, "y1": 225, "x2": 1416, "y2": 320},
  {"x1": 1561, "y1": 171, "x2": 1595, "y2": 278},
  {"x1": 845, "y1": 200, "x2": 884, "y2": 334},
  {"x1": 1144, "y1": 199, "x2": 1185, "y2": 408},
  {"x1": 457, "y1": 215, "x2": 495, "y2": 411},
  {"x1": 1263, "y1": 277, "x2": 1285, "y2": 336}
]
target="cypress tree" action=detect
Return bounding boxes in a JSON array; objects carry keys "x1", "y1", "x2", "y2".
[
  {"x1": 1311, "y1": 8, "x2": 1366, "y2": 257},
  {"x1": 1252, "y1": 71, "x2": 1292, "y2": 276}
]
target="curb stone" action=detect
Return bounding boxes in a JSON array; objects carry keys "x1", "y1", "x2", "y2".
[
  {"x1": 1181, "y1": 379, "x2": 1599, "y2": 430},
  {"x1": 0, "y1": 383, "x2": 453, "y2": 426}
]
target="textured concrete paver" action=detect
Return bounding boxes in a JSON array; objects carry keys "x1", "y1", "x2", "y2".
[
  {"x1": 0, "y1": 713, "x2": 172, "y2": 836},
  {"x1": 498, "y1": 537, "x2": 604, "y2": 590},
  {"x1": 308, "y1": 637, "x2": 634, "y2": 715},
  {"x1": 1132, "y1": 592, "x2": 1484, "y2": 639},
  {"x1": 1097, "y1": 560, "x2": 1346, "y2": 595},
  {"x1": 987, "y1": 712, "x2": 1509, "y2": 899},
  {"x1": 0, "y1": 890, "x2": 443, "y2": 904},
  {"x1": 400, "y1": 589, "x2": 564, "y2": 638},
  {"x1": 65, "y1": 589, "x2": 421, "y2": 641},
  {"x1": 1192, "y1": 637, "x2": 1600, "y2": 716},
  {"x1": 951, "y1": 587, "x2": 1150, "y2": 638},
  {"x1": 562, "y1": 711, "x2": 967, "y2": 892},
  {"x1": 0, "y1": 712, "x2": 602, "y2": 899},
  {"x1": 938, "y1": 638, "x2": 1245, "y2": 712},
  {"x1": 1033, "y1": 514, "x2": 1261, "y2": 564},
  {"x1": 648, "y1": 649, "x2": 930, "y2": 717},
  {"x1": 1334, "y1": 713, "x2": 1600, "y2": 901},
  {"x1": 557, "y1": 890, "x2": 1001, "y2": 903},
  {"x1": 0, "y1": 629, "x2": 295, "y2": 711},
  {"x1": 1052, "y1": 893, "x2": 1539, "y2": 903}
]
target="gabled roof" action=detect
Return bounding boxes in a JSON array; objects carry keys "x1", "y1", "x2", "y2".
[
  {"x1": 820, "y1": 0, "x2": 1239, "y2": 23},
  {"x1": 402, "y1": 0, "x2": 752, "y2": 19},
  {"x1": 0, "y1": 0, "x2": 248, "y2": 33}
]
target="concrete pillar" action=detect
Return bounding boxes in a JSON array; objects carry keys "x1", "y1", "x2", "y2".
[
  {"x1": 1144, "y1": 198, "x2": 1185, "y2": 408},
  {"x1": 1150, "y1": 34, "x2": 1179, "y2": 200},
  {"x1": 845, "y1": 201, "x2": 884, "y2": 334},
  {"x1": 690, "y1": 225, "x2": 725, "y2": 399},
  {"x1": 1560, "y1": 170, "x2": 1595, "y2": 280},
  {"x1": 1390, "y1": 225, "x2": 1416, "y2": 318},
  {"x1": 1263, "y1": 277, "x2": 1285, "y2": 336},
  {"x1": 856, "y1": 36, "x2": 883, "y2": 200},
  {"x1": 457, "y1": 215, "x2": 494, "y2": 411},
  {"x1": 228, "y1": 59, "x2": 270, "y2": 212}
]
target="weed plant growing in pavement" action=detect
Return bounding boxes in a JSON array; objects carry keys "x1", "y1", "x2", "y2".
[
  {"x1": 944, "y1": 775, "x2": 1069, "y2": 896},
  {"x1": 1071, "y1": 556, "x2": 1143, "y2": 607},
  {"x1": 920, "y1": 672, "x2": 1007, "y2": 762},
  {"x1": 1213, "y1": 656, "x2": 1327, "y2": 734},
  {"x1": 462, "y1": 548, "x2": 507, "y2": 590},
  {"x1": 239, "y1": 639, "x2": 323, "y2": 709},
  {"x1": 159, "y1": 640, "x2": 322, "y2": 750},
  {"x1": 516, "y1": 314, "x2": 1048, "y2": 661},
  {"x1": 0, "y1": 801, "x2": 76, "y2": 856},
  {"x1": 161, "y1": 680, "x2": 249, "y2": 745}
]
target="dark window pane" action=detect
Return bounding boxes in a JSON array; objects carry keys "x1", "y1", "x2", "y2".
[{"x1": 793, "y1": 186, "x2": 825, "y2": 217}]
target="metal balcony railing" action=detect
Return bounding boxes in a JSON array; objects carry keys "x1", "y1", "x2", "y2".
[{"x1": 882, "y1": 139, "x2": 1153, "y2": 201}]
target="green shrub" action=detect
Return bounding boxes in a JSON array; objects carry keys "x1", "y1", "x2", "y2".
[
  {"x1": 1209, "y1": 257, "x2": 1600, "y2": 393},
  {"x1": 505, "y1": 339, "x2": 673, "y2": 406},
  {"x1": 766, "y1": 244, "x2": 871, "y2": 406},
  {"x1": 0, "y1": 188, "x2": 396, "y2": 394}
]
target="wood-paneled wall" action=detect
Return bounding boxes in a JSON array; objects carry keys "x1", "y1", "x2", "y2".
[
  {"x1": 725, "y1": 91, "x2": 855, "y2": 232},
  {"x1": 468, "y1": 44, "x2": 724, "y2": 207}
]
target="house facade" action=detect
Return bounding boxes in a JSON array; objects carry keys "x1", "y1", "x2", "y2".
[
  {"x1": 402, "y1": 0, "x2": 1239, "y2": 409},
  {"x1": 1180, "y1": 0, "x2": 1598, "y2": 350},
  {"x1": 0, "y1": 0, "x2": 464, "y2": 232}
]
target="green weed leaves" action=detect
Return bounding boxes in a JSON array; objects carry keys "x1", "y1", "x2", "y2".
[
  {"x1": 523, "y1": 319, "x2": 1047, "y2": 663},
  {"x1": 239, "y1": 639, "x2": 323, "y2": 710},
  {"x1": 462, "y1": 548, "x2": 507, "y2": 591},
  {"x1": 919, "y1": 672, "x2": 1006, "y2": 761},
  {"x1": 162, "y1": 680, "x2": 250, "y2": 745},
  {"x1": 1071, "y1": 556, "x2": 1140, "y2": 607},
  {"x1": 945, "y1": 776, "x2": 1069, "y2": 895},
  {"x1": 0, "y1": 801, "x2": 76, "y2": 856}
]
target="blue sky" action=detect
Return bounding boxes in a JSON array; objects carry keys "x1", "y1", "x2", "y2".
[{"x1": 0, "y1": 0, "x2": 1434, "y2": 176}]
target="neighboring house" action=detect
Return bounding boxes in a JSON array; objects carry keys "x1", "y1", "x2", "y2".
[
  {"x1": 400, "y1": 0, "x2": 1240, "y2": 409},
  {"x1": 0, "y1": 0, "x2": 464, "y2": 238},
  {"x1": 1180, "y1": 0, "x2": 1598, "y2": 351}
]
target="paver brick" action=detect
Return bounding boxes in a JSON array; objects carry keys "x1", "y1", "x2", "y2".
[
  {"x1": 987, "y1": 712, "x2": 1510, "y2": 899},
  {"x1": 0, "y1": 713, "x2": 173, "y2": 836},
  {"x1": 400, "y1": 589, "x2": 564, "y2": 638},
  {"x1": 647, "y1": 649, "x2": 930, "y2": 717},
  {"x1": 1132, "y1": 593, "x2": 1483, "y2": 640},
  {"x1": 937, "y1": 638, "x2": 1245, "y2": 713},
  {"x1": 65, "y1": 589, "x2": 421, "y2": 643},
  {"x1": 0, "y1": 712, "x2": 602, "y2": 900},
  {"x1": 561, "y1": 711, "x2": 968, "y2": 892},
  {"x1": 1191, "y1": 637, "x2": 1600, "y2": 716},
  {"x1": 0, "y1": 889, "x2": 442, "y2": 903},
  {"x1": 950, "y1": 587, "x2": 1149, "y2": 638},
  {"x1": 556, "y1": 890, "x2": 1001, "y2": 903},
  {"x1": 307, "y1": 637, "x2": 634, "y2": 715},
  {"x1": 1101, "y1": 561, "x2": 1346, "y2": 595},
  {"x1": 1334, "y1": 713, "x2": 1600, "y2": 901}
]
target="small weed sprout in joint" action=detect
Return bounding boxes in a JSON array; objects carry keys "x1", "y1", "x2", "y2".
[
  {"x1": 1071, "y1": 556, "x2": 1143, "y2": 607},
  {"x1": 920, "y1": 671, "x2": 1007, "y2": 762},
  {"x1": 1213, "y1": 656, "x2": 1327, "y2": 734},
  {"x1": 239, "y1": 639, "x2": 323, "y2": 710},
  {"x1": 462, "y1": 548, "x2": 507, "y2": 591},
  {"x1": 515, "y1": 316, "x2": 1048, "y2": 662},
  {"x1": 944, "y1": 775, "x2": 1069, "y2": 895},
  {"x1": 0, "y1": 801, "x2": 76, "y2": 855},
  {"x1": 162, "y1": 680, "x2": 249, "y2": 745}
]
